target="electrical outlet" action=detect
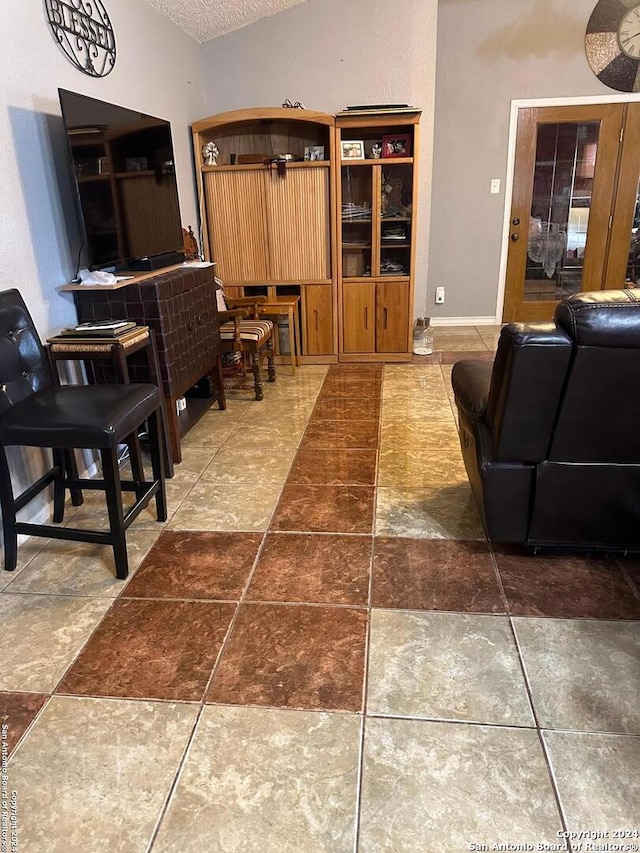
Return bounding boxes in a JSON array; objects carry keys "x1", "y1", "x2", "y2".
[
  {"x1": 435, "y1": 286, "x2": 445, "y2": 305},
  {"x1": 490, "y1": 178, "x2": 501, "y2": 194}
]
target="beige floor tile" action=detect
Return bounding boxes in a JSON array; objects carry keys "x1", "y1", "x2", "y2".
[
  {"x1": 477, "y1": 324, "x2": 503, "y2": 350},
  {"x1": 3, "y1": 529, "x2": 161, "y2": 597},
  {"x1": 231, "y1": 421, "x2": 305, "y2": 447},
  {"x1": 169, "y1": 481, "x2": 283, "y2": 531},
  {"x1": 380, "y1": 422, "x2": 460, "y2": 454},
  {"x1": 513, "y1": 618, "x2": 640, "y2": 733},
  {"x1": 66, "y1": 480, "x2": 191, "y2": 531},
  {"x1": 180, "y1": 416, "x2": 236, "y2": 448},
  {"x1": 239, "y1": 400, "x2": 315, "y2": 425},
  {"x1": 375, "y1": 486, "x2": 485, "y2": 540},
  {"x1": 380, "y1": 401, "x2": 456, "y2": 424},
  {"x1": 167, "y1": 446, "x2": 218, "y2": 484},
  {"x1": 377, "y1": 448, "x2": 467, "y2": 488},
  {"x1": 543, "y1": 730, "x2": 640, "y2": 831},
  {"x1": 8, "y1": 695, "x2": 198, "y2": 852},
  {"x1": 200, "y1": 445, "x2": 297, "y2": 484},
  {"x1": 0, "y1": 537, "x2": 49, "y2": 590},
  {"x1": 433, "y1": 329, "x2": 488, "y2": 351},
  {"x1": 359, "y1": 718, "x2": 563, "y2": 851},
  {"x1": 0, "y1": 594, "x2": 111, "y2": 692},
  {"x1": 367, "y1": 611, "x2": 533, "y2": 725},
  {"x1": 384, "y1": 365, "x2": 444, "y2": 378},
  {"x1": 154, "y1": 705, "x2": 360, "y2": 852}
]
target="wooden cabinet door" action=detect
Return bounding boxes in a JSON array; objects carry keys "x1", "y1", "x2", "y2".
[
  {"x1": 265, "y1": 167, "x2": 331, "y2": 281},
  {"x1": 303, "y1": 285, "x2": 334, "y2": 355},
  {"x1": 376, "y1": 281, "x2": 410, "y2": 353},
  {"x1": 203, "y1": 170, "x2": 269, "y2": 282},
  {"x1": 342, "y1": 282, "x2": 375, "y2": 353}
]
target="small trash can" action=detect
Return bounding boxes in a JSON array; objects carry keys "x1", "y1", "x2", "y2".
[{"x1": 412, "y1": 317, "x2": 434, "y2": 355}]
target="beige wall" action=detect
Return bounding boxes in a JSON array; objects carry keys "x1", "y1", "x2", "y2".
[
  {"x1": 429, "y1": 0, "x2": 616, "y2": 320},
  {"x1": 0, "y1": 0, "x2": 205, "y2": 538},
  {"x1": 0, "y1": 0, "x2": 205, "y2": 336},
  {"x1": 200, "y1": 0, "x2": 438, "y2": 319}
]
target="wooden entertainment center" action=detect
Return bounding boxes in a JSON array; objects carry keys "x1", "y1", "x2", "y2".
[
  {"x1": 191, "y1": 105, "x2": 421, "y2": 363},
  {"x1": 60, "y1": 264, "x2": 225, "y2": 463}
]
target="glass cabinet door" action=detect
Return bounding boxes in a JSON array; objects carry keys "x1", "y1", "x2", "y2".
[
  {"x1": 380, "y1": 164, "x2": 412, "y2": 277},
  {"x1": 341, "y1": 166, "x2": 372, "y2": 278}
]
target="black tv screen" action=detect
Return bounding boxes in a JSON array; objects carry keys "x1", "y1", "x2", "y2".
[{"x1": 58, "y1": 88, "x2": 184, "y2": 271}]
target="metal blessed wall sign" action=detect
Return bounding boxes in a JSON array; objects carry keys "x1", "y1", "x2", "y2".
[{"x1": 45, "y1": 0, "x2": 116, "y2": 77}]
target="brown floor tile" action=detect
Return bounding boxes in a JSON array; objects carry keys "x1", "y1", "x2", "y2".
[
  {"x1": 207, "y1": 603, "x2": 367, "y2": 711},
  {"x1": 123, "y1": 531, "x2": 262, "y2": 600},
  {"x1": 0, "y1": 692, "x2": 48, "y2": 756},
  {"x1": 495, "y1": 547, "x2": 640, "y2": 619},
  {"x1": 287, "y1": 449, "x2": 377, "y2": 485},
  {"x1": 328, "y1": 364, "x2": 383, "y2": 375},
  {"x1": 620, "y1": 557, "x2": 640, "y2": 596},
  {"x1": 57, "y1": 599, "x2": 235, "y2": 701},
  {"x1": 310, "y1": 396, "x2": 381, "y2": 421},
  {"x1": 373, "y1": 539, "x2": 504, "y2": 612},
  {"x1": 247, "y1": 533, "x2": 371, "y2": 605},
  {"x1": 300, "y1": 420, "x2": 379, "y2": 449},
  {"x1": 318, "y1": 377, "x2": 382, "y2": 399},
  {"x1": 271, "y1": 484, "x2": 375, "y2": 533}
]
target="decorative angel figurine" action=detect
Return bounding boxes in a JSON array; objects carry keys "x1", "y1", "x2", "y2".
[{"x1": 202, "y1": 141, "x2": 219, "y2": 166}]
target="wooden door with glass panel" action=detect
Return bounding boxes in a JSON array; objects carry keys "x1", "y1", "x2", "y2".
[{"x1": 503, "y1": 104, "x2": 623, "y2": 322}]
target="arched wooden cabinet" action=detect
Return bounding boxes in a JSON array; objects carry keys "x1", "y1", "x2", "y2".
[
  {"x1": 192, "y1": 106, "x2": 420, "y2": 362},
  {"x1": 192, "y1": 108, "x2": 336, "y2": 361}
]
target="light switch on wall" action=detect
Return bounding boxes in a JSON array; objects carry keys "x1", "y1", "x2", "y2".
[{"x1": 490, "y1": 179, "x2": 501, "y2": 194}]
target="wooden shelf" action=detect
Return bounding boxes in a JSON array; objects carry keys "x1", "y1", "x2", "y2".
[
  {"x1": 201, "y1": 161, "x2": 330, "y2": 172},
  {"x1": 340, "y1": 157, "x2": 413, "y2": 166}
]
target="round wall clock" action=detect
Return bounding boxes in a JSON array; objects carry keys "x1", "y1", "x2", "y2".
[{"x1": 585, "y1": 0, "x2": 640, "y2": 91}]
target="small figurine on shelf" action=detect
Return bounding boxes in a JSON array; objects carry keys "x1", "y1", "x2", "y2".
[
  {"x1": 202, "y1": 141, "x2": 219, "y2": 166},
  {"x1": 370, "y1": 142, "x2": 382, "y2": 159}
]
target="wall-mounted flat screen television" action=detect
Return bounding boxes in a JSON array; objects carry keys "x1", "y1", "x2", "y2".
[{"x1": 58, "y1": 88, "x2": 184, "y2": 272}]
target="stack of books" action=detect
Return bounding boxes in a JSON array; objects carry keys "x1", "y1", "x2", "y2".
[
  {"x1": 59, "y1": 320, "x2": 137, "y2": 338},
  {"x1": 49, "y1": 320, "x2": 147, "y2": 349}
]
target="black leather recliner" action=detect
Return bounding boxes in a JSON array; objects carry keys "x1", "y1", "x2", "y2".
[{"x1": 451, "y1": 289, "x2": 640, "y2": 553}]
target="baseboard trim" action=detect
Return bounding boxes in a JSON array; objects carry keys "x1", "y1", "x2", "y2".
[{"x1": 430, "y1": 316, "x2": 499, "y2": 326}]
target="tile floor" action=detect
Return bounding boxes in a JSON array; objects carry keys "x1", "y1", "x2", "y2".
[{"x1": 1, "y1": 325, "x2": 639, "y2": 852}]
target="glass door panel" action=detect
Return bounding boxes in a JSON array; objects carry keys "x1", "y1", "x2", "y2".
[
  {"x1": 380, "y1": 164, "x2": 412, "y2": 277},
  {"x1": 525, "y1": 121, "x2": 599, "y2": 302},
  {"x1": 625, "y1": 179, "x2": 640, "y2": 284},
  {"x1": 342, "y1": 166, "x2": 372, "y2": 277}
]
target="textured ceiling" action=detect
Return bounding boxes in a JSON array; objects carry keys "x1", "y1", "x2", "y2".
[{"x1": 143, "y1": 0, "x2": 308, "y2": 43}]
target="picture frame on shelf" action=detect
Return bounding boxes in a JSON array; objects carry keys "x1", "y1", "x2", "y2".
[
  {"x1": 304, "y1": 145, "x2": 325, "y2": 161},
  {"x1": 341, "y1": 140, "x2": 365, "y2": 160},
  {"x1": 382, "y1": 134, "x2": 412, "y2": 158}
]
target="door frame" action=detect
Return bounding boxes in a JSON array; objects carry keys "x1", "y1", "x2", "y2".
[{"x1": 496, "y1": 93, "x2": 640, "y2": 321}]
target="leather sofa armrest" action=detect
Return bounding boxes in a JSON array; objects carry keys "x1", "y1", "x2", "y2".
[{"x1": 451, "y1": 360, "x2": 493, "y2": 422}]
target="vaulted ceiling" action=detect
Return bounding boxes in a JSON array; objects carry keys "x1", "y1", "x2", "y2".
[{"x1": 143, "y1": 0, "x2": 308, "y2": 43}]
